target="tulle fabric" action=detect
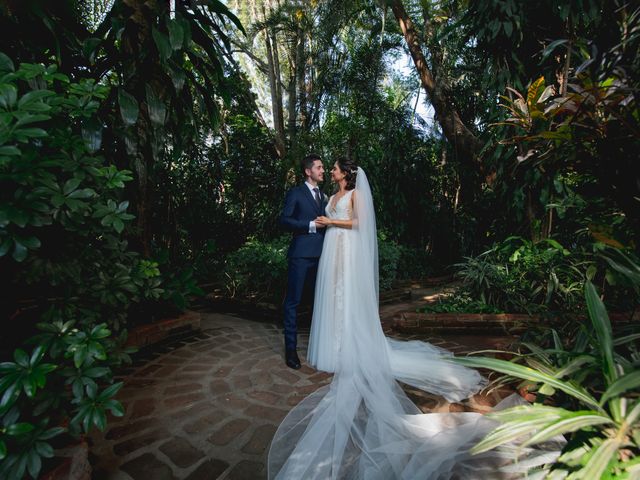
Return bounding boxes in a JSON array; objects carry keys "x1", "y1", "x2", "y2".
[{"x1": 269, "y1": 168, "x2": 559, "y2": 479}]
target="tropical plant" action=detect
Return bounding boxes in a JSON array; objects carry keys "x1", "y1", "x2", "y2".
[
  {"x1": 455, "y1": 236, "x2": 591, "y2": 314},
  {"x1": 0, "y1": 54, "x2": 139, "y2": 479},
  {"x1": 0, "y1": 323, "x2": 131, "y2": 479},
  {"x1": 417, "y1": 294, "x2": 503, "y2": 314},
  {"x1": 455, "y1": 274, "x2": 640, "y2": 477}
]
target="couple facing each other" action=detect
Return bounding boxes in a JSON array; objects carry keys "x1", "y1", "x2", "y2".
[
  {"x1": 278, "y1": 152, "x2": 356, "y2": 370},
  {"x1": 270, "y1": 154, "x2": 560, "y2": 479}
]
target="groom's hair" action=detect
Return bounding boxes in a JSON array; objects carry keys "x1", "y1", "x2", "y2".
[{"x1": 302, "y1": 153, "x2": 322, "y2": 177}]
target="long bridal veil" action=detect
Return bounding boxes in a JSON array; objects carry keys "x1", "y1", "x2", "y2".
[{"x1": 268, "y1": 168, "x2": 559, "y2": 479}]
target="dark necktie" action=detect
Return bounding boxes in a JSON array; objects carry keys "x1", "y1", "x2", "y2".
[{"x1": 313, "y1": 187, "x2": 321, "y2": 207}]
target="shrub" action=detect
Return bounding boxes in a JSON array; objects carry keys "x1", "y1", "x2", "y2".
[
  {"x1": 455, "y1": 236, "x2": 591, "y2": 314},
  {"x1": 455, "y1": 266, "x2": 640, "y2": 478},
  {"x1": 223, "y1": 236, "x2": 289, "y2": 303},
  {"x1": 378, "y1": 234, "x2": 402, "y2": 291},
  {"x1": 417, "y1": 294, "x2": 503, "y2": 314},
  {"x1": 0, "y1": 54, "x2": 140, "y2": 478}
]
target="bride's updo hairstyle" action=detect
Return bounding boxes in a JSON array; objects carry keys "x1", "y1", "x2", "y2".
[{"x1": 337, "y1": 157, "x2": 357, "y2": 190}]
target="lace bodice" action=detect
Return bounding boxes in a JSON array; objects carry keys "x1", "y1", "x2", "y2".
[{"x1": 327, "y1": 189, "x2": 353, "y2": 220}]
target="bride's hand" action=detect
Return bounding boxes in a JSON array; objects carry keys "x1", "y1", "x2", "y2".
[{"x1": 315, "y1": 216, "x2": 332, "y2": 227}]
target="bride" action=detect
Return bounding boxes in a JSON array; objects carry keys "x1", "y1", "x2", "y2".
[{"x1": 268, "y1": 159, "x2": 558, "y2": 479}]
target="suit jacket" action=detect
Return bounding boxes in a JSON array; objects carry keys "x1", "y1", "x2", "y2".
[{"x1": 279, "y1": 184, "x2": 327, "y2": 258}]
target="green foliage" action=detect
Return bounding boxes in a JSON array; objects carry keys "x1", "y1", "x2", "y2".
[
  {"x1": 0, "y1": 55, "x2": 143, "y2": 479},
  {"x1": 378, "y1": 234, "x2": 402, "y2": 292},
  {"x1": 0, "y1": 324, "x2": 130, "y2": 480},
  {"x1": 222, "y1": 233, "x2": 411, "y2": 304},
  {"x1": 455, "y1": 277, "x2": 640, "y2": 478},
  {"x1": 456, "y1": 236, "x2": 589, "y2": 314},
  {"x1": 223, "y1": 236, "x2": 289, "y2": 303},
  {"x1": 417, "y1": 294, "x2": 503, "y2": 314}
]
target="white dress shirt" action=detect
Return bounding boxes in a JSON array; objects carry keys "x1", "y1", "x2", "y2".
[{"x1": 305, "y1": 181, "x2": 321, "y2": 233}]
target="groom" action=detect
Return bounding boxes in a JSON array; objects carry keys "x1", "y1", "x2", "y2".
[{"x1": 279, "y1": 153, "x2": 327, "y2": 369}]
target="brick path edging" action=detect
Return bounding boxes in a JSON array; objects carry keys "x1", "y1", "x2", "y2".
[
  {"x1": 126, "y1": 311, "x2": 201, "y2": 349},
  {"x1": 393, "y1": 312, "x2": 536, "y2": 334},
  {"x1": 393, "y1": 310, "x2": 638, "y2": 335}
]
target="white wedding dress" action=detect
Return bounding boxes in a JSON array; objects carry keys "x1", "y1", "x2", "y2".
[{"x1": 268, "y1": 168, "x2": 559, "y2": 479}]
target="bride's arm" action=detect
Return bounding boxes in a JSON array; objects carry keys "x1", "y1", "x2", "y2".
[{"x1": 315, "y1": 191, "x2": 356, "y2": 229}]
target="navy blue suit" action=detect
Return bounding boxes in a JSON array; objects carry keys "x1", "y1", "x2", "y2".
[{"x1": 279, "y1": 184, "x2": 327, "y2": 350}]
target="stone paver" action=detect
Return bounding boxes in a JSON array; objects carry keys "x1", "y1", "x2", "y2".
[{"x1": 91, "y1": 287, "x2": 516, "y2": 479}]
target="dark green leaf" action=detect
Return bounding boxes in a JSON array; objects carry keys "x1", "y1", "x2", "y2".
[
  {"x1": 152, "y1": 27, "x2": 172, "y2": 62},
  {"x1": 34, "y1": 442, "x2": 54, "y2": 459},
  {"x1": 168, "y1": 19, "x2": 184, "y2": 50},
  {"x1": 118, "y1": 89, "x2": 139, "y2": 126},
  {"x1": 26, "y1": 449, "x2": 41, "y2": 478},
  {"x1": 6, "y1": 422, "x2": 35, "y2": 436},
  {"x1": 0, "y1": 53, "x2": 15, "y2": 72},
  {"x1": 14, "y1": 349, "x2": 28, "y2": 368},
  {"x1": 0, "y1": 84, "x2": 17, "y2": 109}
]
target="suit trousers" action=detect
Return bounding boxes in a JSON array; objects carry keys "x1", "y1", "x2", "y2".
[{"x1": 283, "y1": 256, "x2": 319, "y2": 351}]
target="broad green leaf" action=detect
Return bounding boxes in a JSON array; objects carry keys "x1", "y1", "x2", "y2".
[
  {"x1": 29, "y1": 345, "x2": 45, "y2": 366},
  {"x1": 81, "y1": 117, "x2": 102, "y2": 153},
  {"x1": 0, "y1": 84, "x2": 17, "y2": 109},
  {"x1": 0, "y1": 439, "x2": 6, "y2": 459},
  {"x1": 14, "y1": 349, "x2": 28, "y2": 367},
  {"x1": 152, "y1": 27, "x2": 171, "y2": 62},
  {"x1": 601, "y1": 371, "x2": 640, "y2": 404},
  {"x1": 585, "y1": 281, "x2": 616, "y2": 383},
  {"x1": 6, "y1": 422, "x2": 35, "y2": 436},
  {"x1": 454, "y1": 356, "x2": 600, "y2": 410},
  {"x1": 63, "y1": 178, "x2": 82, "y2": 195},
  {"x1": 145, "y1": 85, "x2": 166, "y2": 126},
  {"x1": 167, "y1": 19, "x2": 184, "y2": 50},
  {"x1": 14, "y1": 127, "x2": 47, "y2": 139},
  {"x1": 0, "y1": 53, "x2": 14, "y2": 72},
  {"x1": 118, "y1": 89, "x2": 139, "y2": 126},
  {"x1": 17, "y1": 90, "x2": 53, "y2": 108},
  {"x1": 26, "y1": 449, "x2": 41, "y2": 478},
  {"x1": 98, "y1": 382, "x2": 123, "y2": 401},
  {"x1": 38, "y1": 426, "x2": 64, "y2": 440},
  {"x1": 34, "y1": 442, "x2": 53, "y2": 459},
  {"x1": 93, "y1": 408, "x2": 107, "y2": 430},
  {"x1": 0, "y1": 146, "x2": 20, "y2": 156}
]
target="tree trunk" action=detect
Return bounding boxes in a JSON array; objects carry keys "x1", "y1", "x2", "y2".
[
  {"x1": 295, "y1": 25, "x2": 306, "y2": 131},
  {"x1": 264, "y1": 25, "x2": 285, "y2": 156},
  {"x1": 262, "y1": 3, "x2": 285, "y2": 156},
  {"x1": 390, "y1": 0, "x2": 483, "y2": 169},
  {"x1": 121, "y1": 0, "x2": 157, "y2": 257},
  {"x1": 271, "y1": 29, "x2": 286, "y2": 145}
]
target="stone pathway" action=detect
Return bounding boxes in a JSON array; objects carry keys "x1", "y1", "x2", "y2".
[{"x1": 90, "y1": 291, "x2": 515, "y2": 480}]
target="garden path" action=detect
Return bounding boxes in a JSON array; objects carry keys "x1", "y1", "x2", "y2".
[{"x1": 90, "y1": 286, "x2": 515, "y2": 479}]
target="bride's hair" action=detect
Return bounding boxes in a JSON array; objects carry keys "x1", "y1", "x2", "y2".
[{"x1": 336, "y1": 157, "x2": 357, "y2": 190}]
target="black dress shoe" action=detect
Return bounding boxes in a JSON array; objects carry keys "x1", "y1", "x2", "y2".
[{"x1": 285, "y1": 349, "x2": 301, "y2": 369}]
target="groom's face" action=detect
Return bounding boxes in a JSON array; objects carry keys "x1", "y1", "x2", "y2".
[{"x1": 306, "y1": 160, "x2": 325, "y2": 184}]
